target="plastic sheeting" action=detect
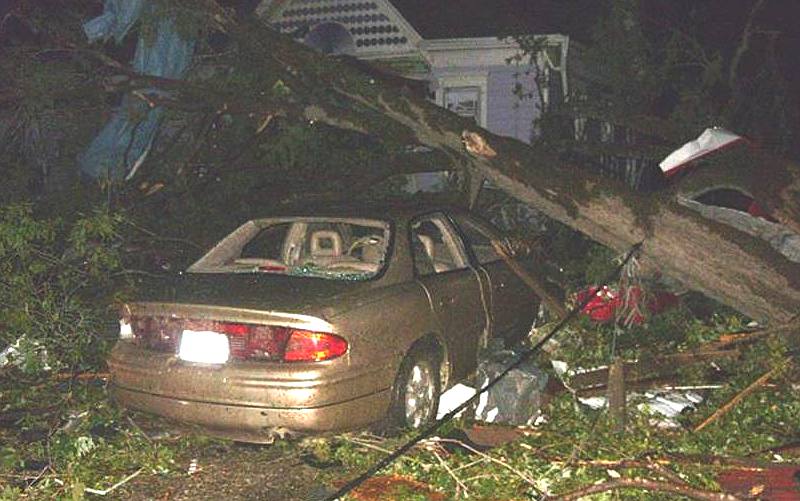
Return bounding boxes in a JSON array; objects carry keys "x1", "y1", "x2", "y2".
[
  {"x1": 475, "y1": 349, "x2": 548, "y2": 425},
  {"x1": 79, "y1": 1, "x2": 195, "y2": 180},
  {"x1": 82, "y1": 0, "x2": 144, "y2": 43}
]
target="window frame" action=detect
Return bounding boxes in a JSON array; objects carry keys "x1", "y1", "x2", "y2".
[
  {"x1": 449, "y1": 214, "x2": 504, "y2": 266},
  {"x1": 408, "y1": 212, "x2": 471, "y2": 277}
]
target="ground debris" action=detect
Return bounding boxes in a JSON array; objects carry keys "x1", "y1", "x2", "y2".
[{"x1": 338, "y1": 474, "x2": 447, "y2": 501}]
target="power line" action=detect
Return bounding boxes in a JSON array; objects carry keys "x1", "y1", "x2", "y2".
[{"x1": 324, "y1": 241, "x2": 644, "y2": 501}]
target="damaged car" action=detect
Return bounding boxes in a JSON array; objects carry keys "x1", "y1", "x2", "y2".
[{"x1": 109, "y1": 203, "x2": 538, "y2": 442}]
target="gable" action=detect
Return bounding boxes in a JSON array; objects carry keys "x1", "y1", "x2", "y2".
[{"x1": 258, "y1": 0, "x2": 422, "y2": 59}]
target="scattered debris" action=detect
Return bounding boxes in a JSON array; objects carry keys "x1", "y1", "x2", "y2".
[
  {"x1": 436, "y1": 383, "x2": 476, "y2": 420},
  {"x1": 187, "y1": 458, "x2": 200, "y2": 476},
  {"x1": 60, "y1": 410, "x2": 89, "y2": 433},
  {"x1": 575, "y1": 285, "x2": 679, "y2": 324},
  {"x1": 637, "y1": 391, "x2": 704, "y2": 429},
  {"x1": 53, "y1": 468, "x2": 144, "y2": 497},
  {"x1": 337, "y1": 474, "x2": 447, "y2": 501},
  {"x1": 475, "y1": 349, "x2": 548, "y2": 425},
  {"x1": 659, "y1": 127, "x2": 744, "y2": 177},
  {"x1": 0, "y1": 336, "x2": 51, "y2": 372},
  {"x1": 0, "y1": 343, "x2": 18, "y2": 367},
  {"x1": 718, "y1": 465, "x2": 800, "y2": 500},
  {"x1": 554, "y1": 357, "x2": 709, "y2": 427}
]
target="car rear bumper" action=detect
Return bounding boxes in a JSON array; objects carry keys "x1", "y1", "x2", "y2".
[
  {"x1": 108, "y1": 340, "x2": 395, "y2": 441},
  {"x1": 111, "y1": 383, "x2": 391, "y2": 442}
]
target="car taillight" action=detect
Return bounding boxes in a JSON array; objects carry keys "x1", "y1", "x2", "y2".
[
  {"x1": 128, "y1": 316, "x2": 346, "y2": 363},
  {"x1": 215, "y1": 323, "x2": 346, "y2": 362},
  {"x1": 283, "y1": 330, "x2": 348, "y2": 362},
  {"x1": 217, "y1": 322, "x2": 291, "y2": 361}
]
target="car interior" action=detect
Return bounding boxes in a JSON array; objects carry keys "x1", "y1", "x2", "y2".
[
  {"x1": 189, "y1": 218, "x2": 389, "y2": 279},
  {"x1": 411, "y1": 217, "x2": 465, "y2": 275}
]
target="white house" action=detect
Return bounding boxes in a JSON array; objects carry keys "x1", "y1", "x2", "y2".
[{"x1": 256, "y1": 0, "x2": 570, "y2": 145}]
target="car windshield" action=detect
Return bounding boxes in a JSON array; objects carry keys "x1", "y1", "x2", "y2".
[{"x1": 188, "y1": 217, "x2": 390, "y2": 281}]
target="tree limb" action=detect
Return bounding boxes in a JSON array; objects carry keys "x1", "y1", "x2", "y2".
[
  {"x1": 549, "y1": 476, "x2": 741, "y2": 501},
  {"x1": 693, "y1": 358, "x2": 790, "y2": 432}
]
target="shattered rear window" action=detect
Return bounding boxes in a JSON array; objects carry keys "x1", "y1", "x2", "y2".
[{"x1": 188, "y1": 217, "x2": 390, "y2": 281}]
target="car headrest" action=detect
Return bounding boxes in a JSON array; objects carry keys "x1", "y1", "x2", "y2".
[
  {"x1": 417, "y1": 234, "x2": 435, "y2": 260},
  {"x1": 310, "y1": 230, "x2": 343, "y2": 257}
]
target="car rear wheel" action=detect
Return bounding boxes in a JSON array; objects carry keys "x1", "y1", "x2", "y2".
[{"x1": 385, "y1": 346, "x2": 441, "y2": 432}]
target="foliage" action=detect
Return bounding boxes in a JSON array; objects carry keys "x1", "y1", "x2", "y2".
[
  {"x1": 512, "y1": 0, "x2": 799, "y2": 159},
  {"x1": 0, "y1": 380, "x2": 188, "y2": 500},
  {"x1": 0, "y1": 204, "x2": 129, "y2": 373},
  {"x1": 321, "y1": 313, "x2": 799, "y2": 500}
]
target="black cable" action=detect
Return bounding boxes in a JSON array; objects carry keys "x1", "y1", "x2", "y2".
[{"x1": 324, "y1": 241, "x2": 644, "y2": 501}]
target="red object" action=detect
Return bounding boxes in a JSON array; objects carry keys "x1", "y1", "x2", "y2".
[
  {"x1": 576, "y1": 286, "x2": 679, "y2": 324},
  {"x1": 131, "y1": 316, "x2": 347, "y2": 362},
  {"x1": 259, "y1": 264, "x2": 287, "y2": 272},
  {"x1": 283, "y1": 330, "x2": 348, "y2": 362},
  {"x1": 718, "y1": 466, "x2": 800, "y2": 500},
  {"x1": 219, "y1": 322, "x2": 291, "y2": 361},
  {"x1": 747, "y1": 200, "x2": 779, "y2": 222}
]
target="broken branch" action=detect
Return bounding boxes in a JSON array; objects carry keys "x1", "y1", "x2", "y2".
[
  {"x1": 492, "y1": 239, "x2": 568, "y2": 319},
  {"x1": 431, "y1": 450, "x2": 471, "y2": 498},
  {"x1": 549, "y1": 476, "x2": 741, "y2": 501},
  {"x1": 693, "y1": 358, "x2": 790, "y2": 432}
]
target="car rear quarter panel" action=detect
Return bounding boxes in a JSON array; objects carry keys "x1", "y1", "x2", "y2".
[{"x1": 325, "y1": 280, "x2": 439, "y2": 389}]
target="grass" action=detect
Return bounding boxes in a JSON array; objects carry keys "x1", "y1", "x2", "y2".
[{"x1": 1, "y1": 311, "x2": 798, "y2": 500}]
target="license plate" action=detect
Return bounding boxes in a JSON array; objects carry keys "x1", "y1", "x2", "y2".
[{"x1": 178, "y1": 330, "x2": 230, "y2": 364}]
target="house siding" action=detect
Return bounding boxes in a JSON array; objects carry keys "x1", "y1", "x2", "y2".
[{"x1": 486, "y1": 67, "x2": 539, "y2": 144}]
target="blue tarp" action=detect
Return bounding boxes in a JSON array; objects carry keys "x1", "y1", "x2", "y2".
[{"x1": 79, "y1": 1, "x2": 195, "y2": 180}]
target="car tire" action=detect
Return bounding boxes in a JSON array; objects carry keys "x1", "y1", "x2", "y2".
[{"x1": 382, "y1": 345, "x2": 441, "y2": 434}]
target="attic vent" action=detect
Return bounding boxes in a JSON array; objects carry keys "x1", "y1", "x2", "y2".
[
  {"x1": 304, "y1": 22, "x2": 355, "y2": 55},
  {"x1": 269, "y1": 0, "x2": 414, "y2": 52}
]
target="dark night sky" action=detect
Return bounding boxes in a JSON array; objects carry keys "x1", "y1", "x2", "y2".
[
  {"x1": 389, "y1": 0, "x2": 604, "y2": 40},
  {"x1": 390, "y1": 0, "x2": 799, "y2": 85}
]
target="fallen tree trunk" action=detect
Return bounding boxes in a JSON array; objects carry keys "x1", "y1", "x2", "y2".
[
  {"x1": 293, "y1": 65, "x2": 800, "y2": 324},
  {"x1": 280, "y1": 39, "x2": 800, "y2": 325}
]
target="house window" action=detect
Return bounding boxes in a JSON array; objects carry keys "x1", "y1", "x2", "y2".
[{"x1": 444, "y1": 86, "x2": 481, "y2": 123}]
